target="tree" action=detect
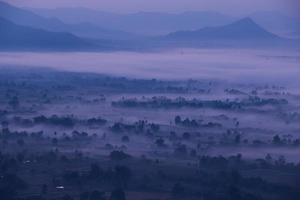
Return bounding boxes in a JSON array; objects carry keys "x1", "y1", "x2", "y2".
[
  {"x1": 0, "y1": 174, "x2": 28, "y2": 190},
  {"x1": 52, "y1": 138, "x2": 58, "y2": 146},
  {"x1": 231, "y1": 170, "x2": 241, "y2": 185},
  {"x1": 228, "y1": 186, "x2": 242, "y2": 200},
  {"x1": 190, "y1": 149, "x2": 197, "y2": 157},
  {"x1": 80, "y1": 192, "x2": 90, "y2": 200},
  {"x1": 0, "y1": 187, "x2": 15, "y2": 200},
  {"x1": 234, "y1": 134, "x2": 241, "y2": 144},
  {"x1": 63, "y1": 171, "x2": 80, "y2": 184},
  {"x1": 17, "y1": 139, "x2": 25, "y2": 147},
  {"x1": 8, "y1": 96, "x2": 19, "y2": 109},
  {"x1": 182, "y1": 132, "x2": 191, "y2": 140},
  {"x1": 1, "y1": 121, "x2": 9, "y2": 129},
  {"x1": 89, "y1": 163, "x2": 103, "y2": 179},
  {"x1": 114, "y1": 166, "x2": 132, "y2": 187},
  {"x1": 172, "y1": 183, "x2": 185, "y2": 197},
  {"x1": 265, "y1": 154, "x2": 272, "y2": 163},
  {"x1": 150, "y1": 123, "x2": 160, "y2": 132},
  {"x1": 175, "y1": 116, "x2": 181, "y2": 125},
  {"x1": 41, "y1": 184, "x2": 48, "y2": 195},
  {"x1": 62, "y1": 194, "x2": 74, "y2": 200},
  {"x1": 0, "y1": 174, "x2": 27, "y2": 200},
  {"x1": 110, "y1": 151, "x2": 130, "y2": 161},
  {"x1": 121, "y1": 136, "x2": 130, "y2": 143},
  {"x1": 155, "y1": 138, "x2": 165, "y2": 147},
  {"x1": 174, "y1": 144, "x2": 187, "y2": 157},
  {"x1": 276, "y1": 155, "x2": 286, "y2": 166},
  {"x1": 272, "y1": 135, "x2": 282, "y2": 145},
  {"x1": 90, "y1": 190, "x2": 106, "y2": 200},
  {"x1": 110, "y1": 188, "x2": 126, "y2": 200}
]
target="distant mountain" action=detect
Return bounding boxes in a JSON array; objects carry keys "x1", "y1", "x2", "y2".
[
  {"x1": 29, "y1": 7, "x2": 235, "y2": 35},
  {"x1": 163, "y1": 18, "x2": 280, "y2": 41},
  {"x1": 5, "y1": 1, "x2": 300, "y2": 39},
  {"x1": 30, "y1": 6, "x2": 300, "y2": 37},
  {"x1": 0, "y1": 17, "x2": 94, "y2": 50},
  {"x1": 0, "y1": 1, "x2": 135, "y2": 40}
]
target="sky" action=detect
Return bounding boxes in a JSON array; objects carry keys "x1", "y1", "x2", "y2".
[{"x1": 4, "y1": 0, "x2": 300, "y2": 16}]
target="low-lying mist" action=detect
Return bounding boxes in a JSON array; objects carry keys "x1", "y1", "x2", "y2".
[{"x1": 0, "y1": 48, "x2": 299, "y2": 86}]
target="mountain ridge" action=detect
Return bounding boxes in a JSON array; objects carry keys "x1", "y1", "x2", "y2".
[
  {"x1": 163, "y1": 18, "x2": 280, "y2": 41},
  {"x1": 28, "y1": 6, "x2": 235, "y2": 35},
  {"x1": 0, "y1": 1, "x2": 136, "y2": 40},
  {"x1": 0, "y1": 17, "x2": 95, "y2": 50}
]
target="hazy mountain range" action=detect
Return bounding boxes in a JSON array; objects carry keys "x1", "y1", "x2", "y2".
[
  {"x1": 0, "y1": 17, "x2": 95, "y2": 50},
  {"x1": 29, "y1": 6, "x2": 300, "y2": 37},
  {"x1": 164, "y1": 18, "x2": 279, "y2": 40},
  {"x1": 0, "y1": 1, "x2": 299, "y2": 51},
  {"x1": 156, "y1": 18, "x2": 295, "y2": 49},
  {"x1": 0, "y1": 1, "x2": 137, "y2": 40},
  {"x1": 28, "y1": 7, "x2": 235, "y2": 35}
]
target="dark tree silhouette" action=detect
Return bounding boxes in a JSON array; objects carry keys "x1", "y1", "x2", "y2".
[{"x1": 110, "y1": 188, "x2": 126, "y2": 200}]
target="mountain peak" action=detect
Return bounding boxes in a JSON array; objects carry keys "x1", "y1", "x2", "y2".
[
  {"x1": 230, "y1": 17, "x2": 259, "y2": 27},
  {"x1": 223, "y1": 17, "x2": 279, "y2": 39},
  {"x1": 164, "y1": 17, "x2": 280, "y2": 41},
  {"x1": 236, "y1": 17, "x2": 256, "y2": 23}
]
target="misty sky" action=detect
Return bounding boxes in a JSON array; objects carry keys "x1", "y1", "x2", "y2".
[{"x1": 4, "y1": 0, "x2": 300, "y2": 16}]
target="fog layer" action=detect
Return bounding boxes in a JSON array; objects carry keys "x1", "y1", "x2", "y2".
[{"x1": 0, "y1": 48, "x2": 299, "y2": 86}]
